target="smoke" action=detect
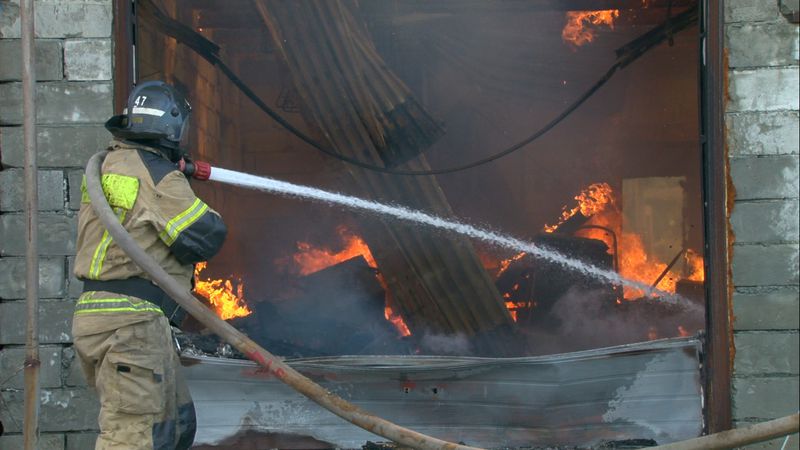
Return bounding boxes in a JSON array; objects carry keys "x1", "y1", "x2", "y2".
[
  {"x1": 521, "y1": 287, "x2": 703, "y2": 355},
  {"x1": 418, "y1": 332, "x2": 473, "y2": 356}
]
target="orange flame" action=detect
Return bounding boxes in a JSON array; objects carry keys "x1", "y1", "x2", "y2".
[
  {"x1": 504, "y1": 301, "x2": 533, "y2": 322},
  {"x1": 685, "y1": 249, "x2": 705, "y2": 282},
  {"x1": 293, "y1": 226, "x2": 378, "y2": 276},
  {"x1": 616, "y1": 231, "x2": 678, "y2": 298},
  {"x1": 505, "y1": 302, "x2": 519, "y2": 322},
  {"x1": 291, "y1": 226, "x2": 411, "y2": 337},
  {"x1": 549, "y1": 183, "x2": 704, "y2": 300},
  {"x1": 544, "y1": 183, "x2": 614, "y2": 232},
  {"x1": 385, "y1": 304, "x2": 411, "y2": 336},
  {"x1": 194, "y1": 262, "x2": 252, "y2": 320},
  {"x1": 562, "y1": 10, "x2": 619, "y2": 47},
  {"x1": 497, "y1": 251, "x2": 527, "y2": 277}
]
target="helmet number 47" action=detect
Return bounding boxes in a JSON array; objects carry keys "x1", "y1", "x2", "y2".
[{"x1": 134, "y1": 96, "x2": 147, "y2": 106}]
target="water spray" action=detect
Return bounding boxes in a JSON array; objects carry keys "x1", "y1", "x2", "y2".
[{"x1": 187, "y1": 162, "x2": 692, "y2": 305}]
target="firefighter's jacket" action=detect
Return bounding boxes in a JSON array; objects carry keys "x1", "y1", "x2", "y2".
[{"x1": 74, "y1": 140, "x2": 227, "y2": 311}]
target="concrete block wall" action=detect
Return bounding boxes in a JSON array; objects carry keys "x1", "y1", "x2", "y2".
[
  {"x1": 0, "y1": 0, "x2": 113, "y2": 448},
  {"x1": 726, "y1": 1, "x2": 800, "y2": 448}
]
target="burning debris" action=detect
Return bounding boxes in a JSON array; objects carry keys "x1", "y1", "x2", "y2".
[
  {"x1": 189, "y1": 255, "x2": 413, "y2": 359},
  {"x1": 495, "y1": 181, "x2": 704, "y2": 302},
  {"x1": 194, "y1": 262, "x2": 252, "y2": 320},
  {"x1": 544, "y1": 183, "x2": 614, "y2": 233},
  {"x1": 283, "y1": 225, "x2": 411, "y2": 339},
  {"x1": 562, "y1": 10, "x2": 620, "y2": 47},
  {"x1": 187, "y1": 179, "x2": 705, "y2": 359},
  {"x1": 477, "y1": 180, "x2": 706, "y2": 353},
  {"x1": 290, "y1": 226, "x2": 379, "y2": 276},
  {"x1": 182, "y1": 227, "x2": 417, "y2": 358}
]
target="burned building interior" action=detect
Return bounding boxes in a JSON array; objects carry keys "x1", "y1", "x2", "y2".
[{"x1": 131, "y1": 0, "x2": 709, "y2": 447}]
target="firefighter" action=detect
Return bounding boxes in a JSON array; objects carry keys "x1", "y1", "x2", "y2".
[{"x1": 72, "y1": 81, "x2": 226, "y2": 450}]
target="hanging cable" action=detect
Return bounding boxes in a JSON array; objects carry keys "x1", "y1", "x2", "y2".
[{"x1": 138, "y1": 0, "x2": 697, "y2": 176}]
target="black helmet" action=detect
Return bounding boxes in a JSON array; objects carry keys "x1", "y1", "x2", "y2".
[{"x1": 105, "y1": 81, "x2": 192, "y2": 160}]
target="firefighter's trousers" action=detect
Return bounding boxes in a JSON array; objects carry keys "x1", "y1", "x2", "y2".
[{"x1": 72, "y1": 291, "x2": 196, "y2": 450}]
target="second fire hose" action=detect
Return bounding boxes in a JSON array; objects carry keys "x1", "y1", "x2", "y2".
[{"x1": 84, "y1": 150, "x2": 482, "y2": 450}]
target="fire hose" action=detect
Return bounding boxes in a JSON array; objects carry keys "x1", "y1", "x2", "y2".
[
  {"x1": 85, "y1": 150, "x2": 482, "y2": 450},
  {"x1": 86, "y1": 150, "x2": 799, "y2": 449},
  {"x1": 649, "y1": 413, "x2": 799, "y2": 450}
]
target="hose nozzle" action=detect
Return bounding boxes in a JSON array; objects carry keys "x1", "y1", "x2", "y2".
[{"x1": 178, "y1": 159, "x2": 211, "y2": 181}]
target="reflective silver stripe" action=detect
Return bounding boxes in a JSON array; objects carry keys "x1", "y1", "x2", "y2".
[{"x1": 131, "y1": 106, "x2": 166, "y2": 117}]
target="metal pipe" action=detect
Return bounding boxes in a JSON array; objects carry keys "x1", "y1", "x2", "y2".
[
  {"x1": 650, "y1": 413, "x2": 799, "y2": 450},
  {"x1": 574, "y1": 225, "x2": 619, "y2": 273},
  {"x1": 20, "y1": 0, "x2": 40, "y2": 448},
  {"x1": 573, "y1": 225, "x2": 622, "y2": 302},
  {"x1": 84, "y1": 151, "x2": 483, "y2": 450},
  {"x1": 650, "y1": 249, "x2": 685, "y2": 290}
]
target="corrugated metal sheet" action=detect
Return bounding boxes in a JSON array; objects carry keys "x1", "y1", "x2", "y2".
[{"x1": 184, "y1": 337, "x2": 703, "y2": 448}]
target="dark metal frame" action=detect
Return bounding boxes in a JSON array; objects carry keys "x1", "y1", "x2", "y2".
[
  {"x1": 112, "y1": 0, "x2": 733, "y2": 433},
  {"x1": 113, "y1": 0, "x2": 136, "y2": 112},
  {"x1": 700, "y1": 0, "x2": 733, "y2": 433}
]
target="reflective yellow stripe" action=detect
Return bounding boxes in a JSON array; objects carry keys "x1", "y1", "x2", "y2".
[
  {"x1": 160, "y1": 198, "x2": 203, "y2": 243},
  {"x1": 75, "y1": 307, "x2": 163, "y2": 315},
  {"x1": 88, "y1": 208, "x2": 127, "y2": 279},
  {"x1": 88, "y1": 229, "x2": 111, "y2": 279},
  {"x1": 81, "y1": 174, "x2": 140, "y2": 209},
  {"x1": 74, "y1": 297, "x2": 163, "y2": 315},
  {"x1": 159, "y1": 198, "x2": 209, "y2": 245},
  {"x1": 81, "y1": 176, "x2": 89, "y2": 203},
  {"x1": 76, "y1": 298, "x2": 142, "y2": 305},
  {"x1": 77, "y1": 298, "x2": 158, "y2": 307},
  {"x1": 177, "y1": 202, "x2": 209, "y2": 234}
]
